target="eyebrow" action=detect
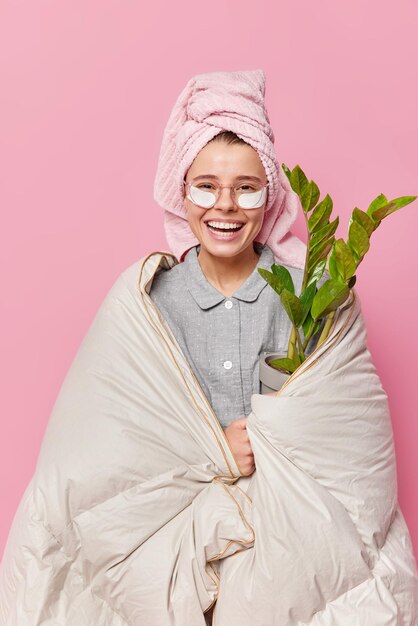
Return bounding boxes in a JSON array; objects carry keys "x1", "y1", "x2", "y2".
[{"x1": 190, "y1": 174, "x2": 264, "y2": 182}]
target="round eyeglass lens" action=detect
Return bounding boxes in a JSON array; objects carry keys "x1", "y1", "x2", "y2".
[
  {"x1": 237, "y1": 186, "x2": 267, "y2": 209},
  {"x1": 188, "y1": 184, "x2": 217, "y2": 208},
  {"x1": 187, "y1": 181, "x2": 267, "y2": 210}
]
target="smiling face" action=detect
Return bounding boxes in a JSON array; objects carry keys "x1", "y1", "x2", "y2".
[{"x1": 183, "y1": 140, "x2": 268, "y2": 260}]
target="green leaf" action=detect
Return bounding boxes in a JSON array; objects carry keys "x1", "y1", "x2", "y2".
[
  {"x1": 348, "y1": 220, "x2": 370, "y2": 262},
  {"x1": 370, "y1": 195, "x2": 417, "y2": 223},
  {"x1": 327, "y1": 242, "x2": 339, "y2": 281},
  {"x1": 307, "y1": 195, "x2": 333, "y2": 232},
  {"x1": 386, "y1": 195, "x2": 417, "y2": 212},
  {"x1": 367, "y1": 193, "x2": 388, "y2": 215},
  {"x1": 307, "y1": 237, "x2": 334, "y2": 273},
  {"x1": 289, "y1": 165, "x2": 310, "y2": 213},
  {"x1": 366, "y1": 193, "x2": 387, "y2": 229},
  {"x1": 301, "y1": 180, "x2": 321, "y2": 213},
  {"x1": 311, "y1": 278, "x2": 350, "y2": 320},
  {"x1": 350, "y1": 207, "x2": 374, "y2": 237},
  {"x1": 369, "y1": 200, "x2": 397, "y2": 222},
  {"x1": 302, "y1": 311, "x2": 314, "y2": 337},
  {"x1": 268, "y1": 357, "x2": 296, "y2": 375},
  {"x1": 271, "y1": 264, "x2": 295, "y2": 294},
  {"x1": 309, "y1": 217, "x2": 339, "y2": 251},
  {"x1": 306, "y1": 258, "x2": 327, "y2": 287},
  {"x1": 332, "y1": 238, "x2": 357, "y2": 280},
  {"x1": 257, "y1": 268, "x2": 285, "y2": 297},
  {"x1": 285, "y1": 163, "x2": 321, "y2": 213},
  {"x1": 347, "y1": 241, "x2": 360, "y2": 264},
  {"x1": 299, "y1": 281, "x2": 317, "y2": 325},
  {"x1": 302, "y1": 314, "x2": 322, "y2": 341},
  {"x1": 280, "y1": 288, "x2": 305, "y2": 326}
]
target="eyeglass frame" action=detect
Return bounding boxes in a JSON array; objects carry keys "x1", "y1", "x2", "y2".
[{"x1": 182, "y1": 176, "x2": 269, "y2": 210}]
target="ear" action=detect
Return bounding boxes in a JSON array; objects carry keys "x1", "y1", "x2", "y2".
[{"x1": 182, "y1": 179, "x2": 188, "y2": 201}]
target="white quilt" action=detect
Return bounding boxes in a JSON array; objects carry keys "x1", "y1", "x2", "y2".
[{"x1": 1, "y1": 251, "x2": 417, "y2": 625}]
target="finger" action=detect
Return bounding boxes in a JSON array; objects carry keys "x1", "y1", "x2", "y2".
[{"x1": 243, "y1": 463, "x2": 255, "y2": 476}]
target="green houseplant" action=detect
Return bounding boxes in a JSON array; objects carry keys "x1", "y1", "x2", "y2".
[{"x1": 258, "y1": 163, "x2": 416, "y2": 392}]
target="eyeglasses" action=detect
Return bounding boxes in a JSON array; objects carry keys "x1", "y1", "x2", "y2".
[{"x1": 183, "y1": 177, "x2": 268, "y2": 210}]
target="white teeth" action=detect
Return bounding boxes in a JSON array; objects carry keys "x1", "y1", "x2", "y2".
[{"x1": 207, "y1": 221, "x2": 243, "y2": 230}]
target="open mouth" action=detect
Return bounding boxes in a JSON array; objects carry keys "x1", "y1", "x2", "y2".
[
  {"x1": 205, "y1": 220, "x2": 245, "y2": 234},
  {"x1": 205, "y1": 222, "x2": 245, "y2": 234}
]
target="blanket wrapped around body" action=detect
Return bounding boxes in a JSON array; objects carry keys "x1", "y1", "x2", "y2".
[{"x1": 1, "y1": 251, "x2": 417, "y2": 626}]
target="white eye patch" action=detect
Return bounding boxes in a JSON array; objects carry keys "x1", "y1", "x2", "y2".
[
  {"x1": 187, "y1": 185, "x2": 267, "y2": 209},
  {"x1": 238, "y1": 186, "x2": 267, "y2": 209}
]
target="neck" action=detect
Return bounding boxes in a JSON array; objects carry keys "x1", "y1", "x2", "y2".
[{"x1": 196, "y1": 242, "x2": 262, "y2": 297}]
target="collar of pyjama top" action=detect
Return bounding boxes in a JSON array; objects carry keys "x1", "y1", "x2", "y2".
[{"x1": 183, "y1": 241, "x2": 275, "y2": 308}]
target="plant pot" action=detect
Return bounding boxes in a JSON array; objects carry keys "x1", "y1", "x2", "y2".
[{"x1": 259, "y1": 351, "x2": 292, "y2": 394}]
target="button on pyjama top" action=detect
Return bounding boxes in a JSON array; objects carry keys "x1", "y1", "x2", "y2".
[{"x1": 149, "y1": 242, "x2": 326, "y2": 430}]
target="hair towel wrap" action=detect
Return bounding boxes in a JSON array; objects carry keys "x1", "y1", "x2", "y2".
[{"x1": 153, "y1": 69, "x2": 306, "y2": 267}]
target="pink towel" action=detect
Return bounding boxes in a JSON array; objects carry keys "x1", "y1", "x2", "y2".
[{"x1": 153, "y1": 69, "x2": 307, "y2": 268}]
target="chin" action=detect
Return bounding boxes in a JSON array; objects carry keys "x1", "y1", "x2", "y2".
[{"x1": 199, "y1": 232, "x2": 256, "y2": 258}]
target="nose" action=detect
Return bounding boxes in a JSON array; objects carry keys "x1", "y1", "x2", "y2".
[{"x1": 213, "y1": 187, "x2": 238, "y2": 211}]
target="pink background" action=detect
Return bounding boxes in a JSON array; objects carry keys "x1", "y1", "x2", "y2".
[{"x1": 1, "y1": 1, "x2": 417, "y2": 559}]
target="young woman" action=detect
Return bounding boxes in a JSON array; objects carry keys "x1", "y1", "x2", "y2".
[{"x1": 150, "y1": 129, "x2": 324, "y2": 477}]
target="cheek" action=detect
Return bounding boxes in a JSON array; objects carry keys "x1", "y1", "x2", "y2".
[
  {"x1": 186, "y1": 203, "x2": 205, "y2": 230},
  {"x1": 249, "y1": 209, "x2": 265, "y2": 229}
]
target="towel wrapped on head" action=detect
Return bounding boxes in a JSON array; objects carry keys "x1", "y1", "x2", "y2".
[{"x1": 153, "y1": 68, "x2": 307, "y2": 266}]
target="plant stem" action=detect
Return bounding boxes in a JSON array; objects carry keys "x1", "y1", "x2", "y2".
[
  {"x1": 302, "y1": 322, "x2": 317, "y2": 351},
  {"x1": 316, "y1": 311, "x2": 336, "y2": 347},
  {"x1": 288, "y1": 327, "x2": 297, "y2": 362},
  {"x1": 287, "y1": 325, "x2": 304, "y2": 366},
  {"x1": 286, "y1": 209, "x2": 311, "y2": 362},
  {"x1": 287, "y1": 327, "x2": 295, "y2": 361},
  {"x1": 301, "y1": 211, "x2": 311, "y2": 292},
  {"x1": 295, "y1": 325, "x2": 304, "y2": 356}
]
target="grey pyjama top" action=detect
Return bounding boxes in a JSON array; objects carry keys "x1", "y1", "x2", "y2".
[{"x1": 149, "y1": 241, "x2": 326, "y2": 429}]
